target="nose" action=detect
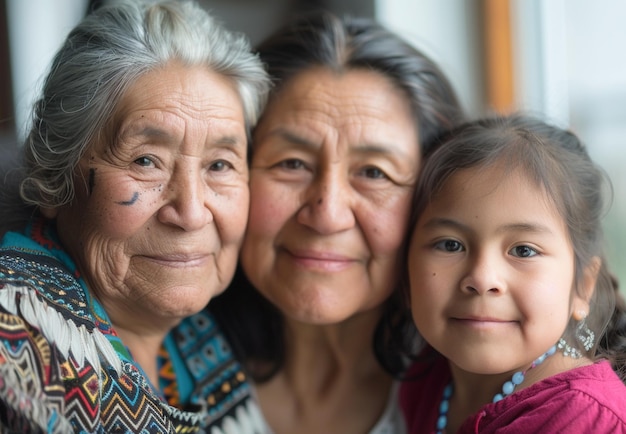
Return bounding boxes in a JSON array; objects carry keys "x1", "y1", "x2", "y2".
[
  {"x1": 157, "y1": 165, "x2": 214, "y2": 231},
  {"x1": 296, "y1": 168, "x2": 355, "y2": 234},
  {"x1": 460, "y1": 249, "x2": 505, "y2": 295}
]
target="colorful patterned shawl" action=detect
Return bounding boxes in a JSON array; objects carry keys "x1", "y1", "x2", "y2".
[{"x1": 0, "y1": 218, "x2": 263, "y2": 433}]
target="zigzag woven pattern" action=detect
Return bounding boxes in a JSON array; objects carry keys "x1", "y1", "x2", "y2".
[{"x1": 0, "y1": 232, "x2": 264, "y2": 433}]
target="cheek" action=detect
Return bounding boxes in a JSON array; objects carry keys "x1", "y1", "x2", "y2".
[
  {"x1": 407, "y1": 243, "x2": 441, "y2": 303},
  {"x1": 364, "y1": 193, "x2": 412, "y2": 256},
  {"x1": 408, "y1": 263, "x2": 427, "y2": 303},
  {"x1": 214, "y1": 187, "x2": 250, "y2": 244},
  {"x1": 63, "y1": 177, "x2": 165, "y2": 253},
  {"x1": 246, "y1": 179, "x2": 295, "y2": 239},
  {"x1": 517, "y1": 279, "x2": 571, "y2": 322},
  {"x1": 55, "y1": 183, "x2": 154, "y2": 263},
  {"x1": 410, "y1": 269, "x2": 440, "y2": 302},
  {"x1": 241, "y1": 179, "x2": 294, "y2": 286},
  {"x1": 90, "y1": 185, "x2": 161, "y2": 238},
  {"x1": 409, "y1": 267, "x2": 446, "y2": 336}
]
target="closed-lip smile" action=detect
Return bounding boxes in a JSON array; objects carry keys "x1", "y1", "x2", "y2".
[
  {"x1": 451, "y1": 315, "x2": 517, "y2": 329},
  {"x1": 143, "y1": 253, "x2": 211, "y2": 267},
  {"x1": 285, "y1": 248, "x2": 356, "y2": 272}
]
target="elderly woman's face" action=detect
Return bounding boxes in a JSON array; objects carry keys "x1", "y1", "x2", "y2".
[
  {"x1": 50, "y1": 63, "x2": 248, "y2": 325},
  {"x1": 241, "y1": 67, "x2": 420, "y2": 324}
]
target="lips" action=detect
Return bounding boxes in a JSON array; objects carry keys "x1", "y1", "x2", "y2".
[
  {"x1": 450, "y1": 315, "x2": 518, "y2": 330},
  {"x1": 141, "y1": 252, "x2": 212, "y2": 268},
  {"x1": 284, "y1": 247, "x2": 357, "y2": 272},
  {"x1": 454, "y1": 315, "x2": 508, "y2": 322}
]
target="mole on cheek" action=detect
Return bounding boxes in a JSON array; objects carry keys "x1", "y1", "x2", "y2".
[{"x1": 116, "y1": 191, "x2": 139, "y2": 206}]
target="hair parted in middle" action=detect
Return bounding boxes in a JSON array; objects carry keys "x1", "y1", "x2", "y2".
[{"x1": 210, "y1": 10, "x2": 465, "y2": 381}]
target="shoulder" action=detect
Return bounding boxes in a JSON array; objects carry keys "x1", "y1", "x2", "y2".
[
  {"x1": 0, "y1": 281, "x2": 109, "y2": 433},
  {"x1": 169, "y1": 309, "x2": 266, "y2": 431},
  {"x1": 370, "y1": 381, "x2": 407, "y2": 434},
  {"x1": 464, "y1": 361, "x2": 626, "y2": 433},
  {"x1": 538, "y1": 360, "x2": 626, "y2": 415},
  {"x1": 171, "y1": 309, "x2": 235, "y2": 366},
  {"x1": 400, "y1": 356, "x2": 450, "y2": 405},
  {"x1": 0, "y1": 316, "x2": 77, "y2": 433},
  {"x1": 399, "y1": 356, "x2": 450, "y2": 434},
  {"x1": 0, "y1": 246, "x2": 94, "y2": 325},
  {"x1": 0, "y1": 247, "x2": 99, "y2": 350},
  {"x1": 563, "y1": 360, "x2": 626, "y2": 399}
]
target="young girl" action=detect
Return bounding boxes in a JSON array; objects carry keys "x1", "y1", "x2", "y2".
[{"x1": 400, "y1": 114, "x2": 626, "y2": 433}]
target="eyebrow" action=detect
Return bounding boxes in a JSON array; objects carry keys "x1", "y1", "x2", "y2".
[
  {"x1": 136, "y1": 126, "x2": 169, "y2": 139},
  {"x1": 422, "y1": 217, "x2": 554, "y2": 235},
  {"x1": 126, "y1": 126, "x2": 244, "y2": 148},
  {"x1": 271, "y1": 128, "x2": 411, "y2": 157}
]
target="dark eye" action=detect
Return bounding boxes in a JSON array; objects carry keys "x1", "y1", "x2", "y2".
[
  {"x1": 434, "y1": 239, "x2": 464, "y2": 252},
  {"x1": 361, "y1": 166, "x2": 387, "y2": 179},
  {"x1": 278, "y1": 159, "x2": 305, "y2": 170},
  {"x1": 511, "y1": 245, "x2": 537, "y2": 258},
  {"x1": 209, "y1": 160, "x2": 232, "y2": 172},
  {"x1": 134, "y1": 156, "x2": 154, "y2": 167}
]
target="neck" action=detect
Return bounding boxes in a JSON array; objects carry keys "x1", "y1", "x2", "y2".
[
  {"x1": 114, "y1": 326, "x2": 169, "y2": 387},
  {"x1": 103, "y1": 300, "x2": 177, "y2": 387},
  {"x1": 446, "y1": 352, "x2": 593, "y2": 432},
  {"x1": 255, "y1": 304, "x2": 393, "y2": 434},
  {"x1": 446, "y1": 368, "x2": 508, "y2": 431},
  {"x1": 282, "y1": 304, "x2": 386, "y2": 389}
]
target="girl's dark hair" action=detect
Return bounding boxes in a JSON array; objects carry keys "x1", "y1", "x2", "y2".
[
  {"x1": 406, "y1": 113, "x2": 626, "y2": 381},
  {"x1": 210, "y1": 10, "x2": 463, "y2": 381},
  {"x1": 599, "y1": 274, "x2": 626, "y2": 381}
]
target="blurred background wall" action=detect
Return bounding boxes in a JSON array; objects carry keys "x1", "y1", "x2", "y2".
[{"x1": 1, "y1": 0, "x2": 625, "y2": 293}]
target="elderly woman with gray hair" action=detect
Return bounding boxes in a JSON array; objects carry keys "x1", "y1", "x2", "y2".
[{"x1": 0, "y1": 0, "x2": 268, "y2": 432}]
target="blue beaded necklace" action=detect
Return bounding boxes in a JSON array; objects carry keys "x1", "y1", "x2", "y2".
[{"x1": 435, "y1": 344, "x2": 557, "y2": 433}]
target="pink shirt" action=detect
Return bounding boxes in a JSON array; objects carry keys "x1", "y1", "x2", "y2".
[{"x1": 400, "y1": 358, "x2": 626, "y2": 433}]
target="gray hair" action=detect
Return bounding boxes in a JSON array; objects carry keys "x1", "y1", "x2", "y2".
[{"x1": 20, "y1": 0, "x2": 269, "y2": 208}]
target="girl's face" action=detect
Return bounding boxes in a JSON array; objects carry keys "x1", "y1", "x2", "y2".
[
  {"x1": 408, "y1": 165, "x2": 590, "y2": 375},
  {"x1": 241, "y1": 67, "x2": 420, "y2": 324}
]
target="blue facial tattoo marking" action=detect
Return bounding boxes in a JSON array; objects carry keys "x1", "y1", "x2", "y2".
[{"x1": 117, "y1": 191, "x2": 139, "y2": 206}]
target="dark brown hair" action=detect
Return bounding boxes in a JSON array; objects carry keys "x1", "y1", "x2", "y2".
[{"x1": 210, "y1": 10, "x2": 464, "y2": 381}]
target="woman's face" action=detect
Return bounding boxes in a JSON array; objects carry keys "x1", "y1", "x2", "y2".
[
  {"x1": 241, "y1": 67, "x2": 420, "y2": 324},
  {"x1": 50, "y1": 62, "x2": 249, "y2": 327}
]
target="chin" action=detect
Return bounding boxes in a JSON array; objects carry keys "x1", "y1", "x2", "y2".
[
  {"x1": 285, "y1": 304, "x2": 356, "y2": 325},
  {"x1": 159, "y1": 284, "x2": 217, "y2": 314},
  {"x1": 450, "y1": 355, "x2": 513, "y2": 375}
]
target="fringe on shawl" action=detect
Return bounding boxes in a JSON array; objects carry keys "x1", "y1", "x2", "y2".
[{"x1": 0, "y1": 283, "x2": 123, "y2": 375}]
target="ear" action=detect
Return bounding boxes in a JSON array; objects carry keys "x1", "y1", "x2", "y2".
[{"x1": 571, "y1": 256, "x2": 601, "y2": 319}]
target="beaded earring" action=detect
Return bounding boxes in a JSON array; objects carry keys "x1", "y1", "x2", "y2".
[
  {"x1": 557, "y1": 338, "x2": 581, "y2": 358},
  {"x1": 557, "y1": 311, "x2": 594, "y2": 359},
  {"x1": 575, "y1": 314, "x2": 595, "y2": 351}
]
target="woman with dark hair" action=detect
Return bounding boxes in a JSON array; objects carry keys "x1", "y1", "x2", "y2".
[{"x1": 210, "y1": 11, "x2": 464, "y2": 433}]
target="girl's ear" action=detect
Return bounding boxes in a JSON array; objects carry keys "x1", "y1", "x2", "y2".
[{"x1": 572, "y1": 256, "x2": 601, "y2": 317}]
